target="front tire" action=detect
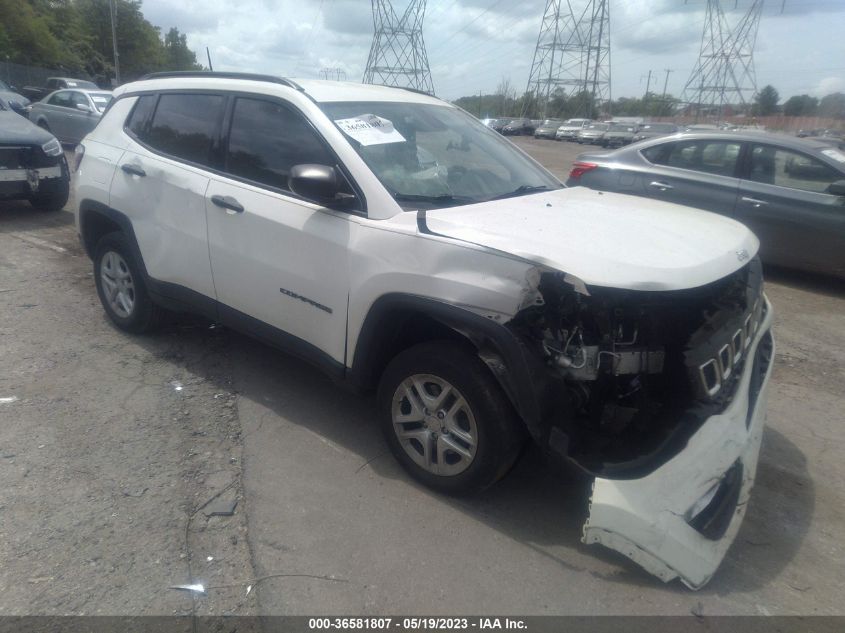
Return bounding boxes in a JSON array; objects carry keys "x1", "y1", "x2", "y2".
[
  {"x1": 94, "y1": 232, "x2": 162, "y2": 333},
  {"x1": 377, "y1": 341, "x2": 524, "y2": 495}
]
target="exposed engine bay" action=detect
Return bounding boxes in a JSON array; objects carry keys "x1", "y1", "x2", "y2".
[{"x1": 510, "y1": 257, "x2": 765, "y2": 478}]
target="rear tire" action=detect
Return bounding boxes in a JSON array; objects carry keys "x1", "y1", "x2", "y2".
[
  {"x1": 377, "y1": 341, "x2": 524, "y2": 495},
  {"x1": 93, "y1": 232, "x2": 162, "y2": 333}
]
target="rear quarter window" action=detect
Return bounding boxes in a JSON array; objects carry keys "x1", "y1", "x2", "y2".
[{"x1": 125, "y1": 95, "x2": 157, "y2": 138}]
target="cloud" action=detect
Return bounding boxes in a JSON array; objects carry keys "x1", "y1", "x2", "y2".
[
  {"x1": 814, "y1": 76, "x2": 845, "y2": 97},
  {"x1": 136, "y1": 0, "x2": 845, "y2": 102}
]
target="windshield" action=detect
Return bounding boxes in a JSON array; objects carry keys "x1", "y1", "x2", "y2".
[
  {"x1": 320, "y1": 101, "x2": 561, "y2": 209},
  {"x1": 65, "y1": 79, "x2": 98, "y2": 89},
  {"x1": 541, "y1": 119, "x2": 562, "y2": 126},
  {"x1": 89, "y1": 92, "x2": 113, "y2": 112},
  {"x1": 608, "y1": 123, "x2": 635, "y2": 132},
  {"x1": 585, "y1": 123, "x2": 609, "y2": 131}
]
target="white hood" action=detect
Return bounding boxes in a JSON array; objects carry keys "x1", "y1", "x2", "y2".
[{"x1": 423, "y1": 187, "x2": 759, "y2": 291}]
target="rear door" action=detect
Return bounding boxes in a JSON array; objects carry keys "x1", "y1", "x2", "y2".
[
  {"x1": 638, "y1": 138, "x2": 742, "y2": 217},
  {"x1": 205, "y1": 95, "x2": 354, "y2": 366},
  {"x1": 108, "y1": 92, "x2": 224, "y2": 304},
  {"x1": 736, "y1": 143, "x2": 845, "y2": 275}
]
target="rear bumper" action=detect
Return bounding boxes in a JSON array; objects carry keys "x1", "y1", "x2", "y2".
[{"x1": 583, "y1": 296, "x2": 775, "y2": 589}]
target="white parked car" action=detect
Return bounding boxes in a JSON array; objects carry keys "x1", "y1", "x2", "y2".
[
  {"x1": 72, "y1": 72, "x2": 774, "y2": 589},
  {"x1": 555, "y1": 117, "x2": 592, "y2": 140}
]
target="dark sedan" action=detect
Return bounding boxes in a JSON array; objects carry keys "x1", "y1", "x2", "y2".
[
  {"x1": 0, "y1": 100, "x2": 69, "y2": 211},
  {"x1": 566, "y1": 132, "x2": 845, "y2": 277},
  {"x1": 502, "y1": 118, "x2": 535, "y2": 135}
]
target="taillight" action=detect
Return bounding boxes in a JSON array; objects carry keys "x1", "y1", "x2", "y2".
[
  {"x1": 72, "y1": 143, "x2": 85, "y2": 173},
  {"x1": 569, "y1": 161, "x2": 598, "y2": 180}
]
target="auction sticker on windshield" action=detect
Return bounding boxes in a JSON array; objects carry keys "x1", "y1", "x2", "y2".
[{"x1": 334, "y1": 114, "x2": 406, "y2": 146}]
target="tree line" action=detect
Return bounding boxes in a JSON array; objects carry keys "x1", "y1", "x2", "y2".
[
  {"x1": 0, "y1": 0, "x2": 201, "y2": 85},
  {"x1": 454, "y1": 78, "x2": 845, "y2": 122}
]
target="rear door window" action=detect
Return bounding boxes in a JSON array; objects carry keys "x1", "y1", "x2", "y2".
[
  {"x1": 653, "y1": 139, "x2": 741, "y2": 177},
  {"x1": 141, "y1": 93, "x2": 225, "y2": 166},
  {"x1": 747, "y1": 145, "x2": 842, "y2": 194}
]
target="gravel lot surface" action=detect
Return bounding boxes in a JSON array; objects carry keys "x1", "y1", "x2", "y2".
[{"x1": 0, "y1": 139, "x2": 843, "y2": 618}]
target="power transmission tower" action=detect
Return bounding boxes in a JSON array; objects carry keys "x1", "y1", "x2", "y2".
[
  {"x1": 363, "y1": 0, "x2": 434, "y2": 94},
  {"x1": 682, "y1": 0, "x2": 764, "y2": 120},
  {"x1": 524, "y1": 0, "x2": 611, "y2": 119},
  {"x1": 319, "y1": 68, "x2": 347, "y2": 81}
]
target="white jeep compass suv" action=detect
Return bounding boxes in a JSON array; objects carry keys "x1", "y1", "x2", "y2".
[{"x1": 73, "y1": 72, "x2": 774, "y2": 589}]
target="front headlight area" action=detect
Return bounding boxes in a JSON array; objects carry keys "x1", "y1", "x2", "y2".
[
  {"x1": 510, "y1": 262, "x2": 760, "y2": 478},
  {"x1": 41, "y1": 138, "x2": 63, "y2": 157}
]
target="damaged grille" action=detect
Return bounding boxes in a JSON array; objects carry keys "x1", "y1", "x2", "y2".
[
  {"x1": 0, "y1": 144, "x2": 58, "y2": 170},
  {"x1": 515, "y1": 257, "x2": 766, "y2": 478},
  {"x1": 0, "y1": 145, "x2": 31, "y2": 170}
]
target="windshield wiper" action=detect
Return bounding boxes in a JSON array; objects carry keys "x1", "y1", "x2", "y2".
[
  {"x1": 488, "y1": 185, "x2": 557, "y2": 201},
  {"x1": 393, "y1": 193, "x2": 473, "y2": 208}
]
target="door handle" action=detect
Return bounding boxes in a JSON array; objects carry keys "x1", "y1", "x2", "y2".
[
  {"x1": 211, "y1": 194, "x2": 245, "y2": 214},
  {"x1": 120, "y1": 163, "x2": 146, "y2": 177},
  {"x1": 648, "y1": 181, "x2": 673, "y2": 191},
  {"x1": 741, "y1": 196, "x2": 769, "y2": 208}
]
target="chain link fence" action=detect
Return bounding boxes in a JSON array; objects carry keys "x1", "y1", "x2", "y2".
[{"x1": 0, "y1": 61, "x2": 95, "y2": 92}]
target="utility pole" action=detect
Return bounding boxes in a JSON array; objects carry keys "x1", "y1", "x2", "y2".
[
  {"x1": 109, "y1": 0, "x2": 120, "y2": 85},
  {"x1": 363, "y1": 0, "x2": 434, "y2": 94},
  {"x1": 643, "y1": 69, "x2": 652, "y2": 99},
  {"x1": 206, "y1": 47, "x2": 213, "y2": 71},
  {"x1": 661, "y1": 68, "x2": 673, "y2": 100}
]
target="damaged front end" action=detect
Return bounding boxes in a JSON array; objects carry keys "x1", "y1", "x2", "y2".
[{"x1": 508, "y1": 257, "x2": 774, "y2": 588}]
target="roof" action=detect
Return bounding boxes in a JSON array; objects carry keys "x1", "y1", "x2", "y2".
[
  {"x1": 641, "y1": 130, "x2": 844, "y2": 154},
  {"x1": 123, "y1": 71, "x2": 446, "y2": 106}
]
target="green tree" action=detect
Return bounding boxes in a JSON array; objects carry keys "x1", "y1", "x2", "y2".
[
  {"x1": 753, "y1": 84, "x2": 779, "y2": 116},
  {"x1": 818, "y1": 92, "x2": 845, "y2": 119},
  {"x1": 783, "y1": 94, "x2": 819, "y2": 117},
  {"x1": 163, "y1": 27, "x2": 202, "y2": 71}
]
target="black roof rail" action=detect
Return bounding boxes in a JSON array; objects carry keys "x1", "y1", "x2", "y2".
[{"x1": 138, "y1": 71, "x2": 304, "y2": 92}]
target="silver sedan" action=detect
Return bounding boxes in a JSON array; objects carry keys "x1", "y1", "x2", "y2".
[
  {"x1": 28, "y1": 89, "x2": 113, "y2": 144},
  {"x1": 566, "y1": 131, "x2": 845, "y2": 278}
]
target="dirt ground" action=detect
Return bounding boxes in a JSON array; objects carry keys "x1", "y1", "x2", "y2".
[{"x1": 0, "y1": 139, "x2": 843, "y2": 618}]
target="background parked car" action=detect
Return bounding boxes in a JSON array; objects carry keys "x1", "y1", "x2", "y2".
[
  {"x1": 575, "y1": 122, "x2": 609, "y2": 144},
  {"x1": 555, "y1": 118, "x2": 591, "y2": 140},
  {"x1": 566, "y1": 132, "x2": 845, "y2": 277},
  {"x1": 28, "y1": 89, "x2": 113, "y2": 144},
  {"x1": 0, "y1": 99, "x2": 69, "y2": 211},
  {"x1": 21, "y1": 77, "x2": 99, "y2": 103},
  {"x1": 601, "y1": 122, "x2": 637, "y2": 148},
  {"x1": 490, "y1": 118, "x2": 512, "y2": 133},
  {"x1": 0, "y1": 79, "x2": 30, "y2": 116},
  {"x1": 502, "y1": 118, "x2": 536, "y2": 135},
  {"x1": 632, "y1": 122, "x2": 679, "y2": 143},
  {"x1": 534, "y1": 119, "x2": 563, "y2": 139}
]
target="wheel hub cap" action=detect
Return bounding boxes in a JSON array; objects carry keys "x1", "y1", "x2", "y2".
[
  {"x1": 391, "y1": 374, "x2": 478, "y2": 477},
  {"x1": 100, "y1": 251, "x2": 135, "y2": 319}
]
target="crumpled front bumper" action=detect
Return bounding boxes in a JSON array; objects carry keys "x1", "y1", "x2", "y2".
[{"x1": 582, "y1": 296, "x2": 775, "y2": 589}]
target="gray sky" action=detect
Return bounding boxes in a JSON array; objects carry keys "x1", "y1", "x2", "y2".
[{"x1": 141, "y1": 0, "x2": 845, "y2": 102}]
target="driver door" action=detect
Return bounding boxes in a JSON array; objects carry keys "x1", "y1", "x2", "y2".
[{"x1": 206, "y1": 96, "x2": 354, "y2": 367}]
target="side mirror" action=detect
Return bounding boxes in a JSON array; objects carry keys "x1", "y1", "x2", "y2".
[
  {"x1": 828, "y1": 180, "x2": 845, "y2": 196},
  {"x1": 8, "y1": 101, "x2": 26, "y2": 116},
  {"x1": 76, "y1": 102, "x2": 92, "y2": 113},
  {"x1": 289, "y1": 164, "x2": 342, "y2": 203}
]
